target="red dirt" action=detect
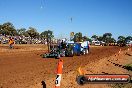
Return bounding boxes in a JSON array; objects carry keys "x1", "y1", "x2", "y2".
[{"x1": 0, "y1": 45, "x2": 128, "y2": 88}]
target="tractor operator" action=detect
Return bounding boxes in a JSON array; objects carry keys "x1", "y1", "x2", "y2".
[
  {"x1": 9, "y1": 37, "x2": 14, "y2": 49},
  {"x1": 61, "y1": 40, "x2": 66, "y2": 49}
]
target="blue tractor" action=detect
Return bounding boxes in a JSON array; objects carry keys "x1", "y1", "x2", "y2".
[
  {"x1": 41, "y1": 41, "x2": 90, "y2": 59},
  {"x1": 65, "y1": 43, "x2": 82, "y2": 56},
  {"x1": 65, "y1": 41, "x2": 90, "y2": 56}
]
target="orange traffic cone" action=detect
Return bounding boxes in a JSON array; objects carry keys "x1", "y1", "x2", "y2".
[{"x1": 55, "y1": 59, "x2": 63, "y2": 88}]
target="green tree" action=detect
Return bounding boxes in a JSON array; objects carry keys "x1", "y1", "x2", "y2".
[
  {"x1": 73, "y1": 32, "x2": 82, "y2": 42},
  {"x1": 103, "y1": 33, "x2": 112, "y2": 38},
  {"x1": 17, "y1": 28, "x2": 26, "y2": 36},
  {"x1": 109, "y1": 38, "x2": 116, "y2": 43},
  {"x1": 82, "y1": 36, "x2": 92, "y2": 42},
  {"x1": 24, "y1": 32, "x2": 30, "y2": 37},
  {"x1": 103, "y1": 33, "x2": 112, "y2": 43},
  {"x1": 0, "y1": 24, "x2": 2, "y2": 34},
  {"x1": 40, "y1": 30, "x2": 54, "y2": 52},
  {"x1": 78, "y1": 32, "x2": 82, "y2": 42},
  {"x1": 117, "y1": 36, "x2": 126, "y2": 44},
  {"x1": 0, "y1": 24, "x2": 1, "y2": 28},
  {"x1": 40, "y1": 30, "x2": 54, "y2": 39},
  {"x1": 91, "y1": 35, "x2": 98, "y2": 40},
  {"x1": 26, "y1": 27, "x2": 39, "y2": 39},
  {"x1": 118, "y1": 36, "x2": 125, "y2": 41},
  {"x1": 125, "y1": 36, "x2": 132, "y2": 41},
  {"x1": 1, "y1": 22, "x2": 17, "y2": 36},
  {"x1": 97, "y1": 36, "x2": 103, "y2": 41}
]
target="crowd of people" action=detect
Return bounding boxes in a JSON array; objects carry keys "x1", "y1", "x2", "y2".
[
  {"x1": 0, "y1": 35, "x2": 59, "y2": 49},
  {"x1": 0, "y1": 35, "x2": 52, "y2": 44}
]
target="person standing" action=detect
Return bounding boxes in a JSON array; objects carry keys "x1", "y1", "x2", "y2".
[{"x1": 9, "y1": 37, "x2": 14, "y2": 49}]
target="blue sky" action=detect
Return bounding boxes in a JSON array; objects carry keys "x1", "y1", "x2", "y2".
[{"x1": 0, "y1": 0, "x2": 132, "y2": 39}]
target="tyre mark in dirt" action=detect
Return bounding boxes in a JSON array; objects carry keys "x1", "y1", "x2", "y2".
[{"x1": 62, "y1": 47, "x2": 127, "y2": 74}]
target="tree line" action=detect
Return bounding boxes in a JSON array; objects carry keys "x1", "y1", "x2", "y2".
[
  {"x1": 0, "y1": 22, "x2": 132, "y2": 44},
  {"x1": 0, "y1": 22, "x2": 54, "y2": 40},
  {"x1": 72, "y1": 32, "x2": 132, "y2": 44}
]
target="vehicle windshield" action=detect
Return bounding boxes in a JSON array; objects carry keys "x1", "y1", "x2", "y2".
[{"x1": 95, "y1": 42, "x2": 100, "y2": 44}]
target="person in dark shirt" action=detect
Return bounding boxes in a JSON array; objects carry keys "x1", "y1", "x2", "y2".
[{"x1": 61, "y1": 40, "x2": 66, "y2": 49}]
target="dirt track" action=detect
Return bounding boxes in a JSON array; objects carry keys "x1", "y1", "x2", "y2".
[{"x1": 0, "y1": 44, "x2": 128, "y2": 88}]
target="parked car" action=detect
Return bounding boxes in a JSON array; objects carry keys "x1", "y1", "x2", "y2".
[{"x1": 94, "y1": 41, "x2": 100, "y2": 46}]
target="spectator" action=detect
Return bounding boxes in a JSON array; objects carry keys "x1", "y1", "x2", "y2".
[{"x1": 9, "y1": 37, "x2": 14, "y2": 49}]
